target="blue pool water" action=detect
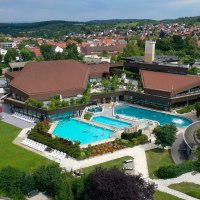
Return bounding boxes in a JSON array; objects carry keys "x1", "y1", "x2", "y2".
[
  {"x1": 93, "y1": 116, "x2": 132, "y2": 128},
  {"x1": 53, "y1": 119, "x2": 113, "y2": 145},
  {"x1": 115, "y1": 105, "x2": 192, "y2": 127}
]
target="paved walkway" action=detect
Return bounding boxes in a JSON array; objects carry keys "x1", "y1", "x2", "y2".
[
  {"x1": 171, "y1": 131, "x2": 188, "y2": 164},
  {"x1": 59, "y1": 143, "x2": 156, "y2": 178},
  {"x1": 154, "y1": 172, "x2": 200, "y2": 200},
  {"x1": 1, "y1": 103, "x2": 35, "y2": 129},
  {"x1": 15, "y1": 128, "x2": 200, "y2": 200}
]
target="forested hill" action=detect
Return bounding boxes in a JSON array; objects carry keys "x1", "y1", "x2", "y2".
[{"x1": 0, "y1": 16, "x2": 200, "y2": 38}]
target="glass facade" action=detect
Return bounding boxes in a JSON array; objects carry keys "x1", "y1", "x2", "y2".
[
  {"x1": 48, "y1": 110, "x2": 81, "y2": 121},
  {"x1": 11, "y1": 105, "x2": 42, "y2": 119}
]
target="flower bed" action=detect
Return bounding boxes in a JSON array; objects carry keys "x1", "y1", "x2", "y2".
[{"x1": 83, "y1": 140, "x2": 125, "y2": 158}]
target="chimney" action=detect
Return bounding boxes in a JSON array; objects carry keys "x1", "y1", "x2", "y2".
[{"x1": 144, "y1": 40, "x2": 156, "y2": 63}]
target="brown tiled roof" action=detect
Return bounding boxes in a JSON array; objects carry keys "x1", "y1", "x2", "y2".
[
  {"x1": 88, "y1": 63, "x2": 111, "y2": 78},
  {"x1": 29, "y1": 47, "x2": 41, "y2": 56},
  {"x1": 10, "y1": 60, "x2": 89, "y2": 101},
  {"x1": 5, "y1": 71, "x2": 20, "y2": 80},
  {"x1": 141, "y1": 70, "x2": 200, "y2": 95},
  {"x1": 81, "y1": 45, "x2": 125, "y2": 55}
]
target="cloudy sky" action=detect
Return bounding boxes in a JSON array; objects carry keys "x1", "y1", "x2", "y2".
[{"x1": 0, "y1": 0, "x2": 200, "y2": 22}]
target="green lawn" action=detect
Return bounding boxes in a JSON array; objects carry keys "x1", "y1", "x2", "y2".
[
  {"x1": 0, "y1": 121, "x2": 53, "y2": 172},
  {"x1": 83, "y1": 156, "x2": 133, "y2": 174},
  {"x1": 146, "y1": 148, "x2": 174, "y2": 179},
  {"x1": 169, "y1": 182, "x2": 200, "y2": 199},
  {"x1": 154, "y1": 190, "x2": 183, "y2": 200}
]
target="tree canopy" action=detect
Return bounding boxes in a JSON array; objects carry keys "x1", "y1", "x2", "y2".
[
  {"x1": 20, "y1": 48, "x2": 35, "y2": 61},
  {"x1": 153, "y1": 124, "x2": 177, "y2": 149},
  {"x1": 4, "y1": 48, "x2": 19, "y2": 63},
  {"x1": 122, "y1": 42, "x2": 142, "y2": 57},
  {"x1": 84, "y1": 167, "x2": 155, "y2": 200}
]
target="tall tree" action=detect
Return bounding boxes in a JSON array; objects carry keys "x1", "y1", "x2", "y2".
[
  {"x1": 66, "y1": 43, "x2": 81, "y2": 60},
  {"x1": 84, "y1": 168, "x2": 155, "y2": 200},
  {"x1": 32, "y1": 164, "x2": 63, "y2": 197},
  {"x1": 40, "y1": 44, "x2": 55, "y2": 60},
  {"x1": 101, "y1": 79, "x2": 110, "y2": 92},
  {"x1": 4, "y1": 48, "x2": 19, "y2": 63},
  {"x1": 111, "y1": 74, "x2": 120, "y2": 91},
  {"x1": 122, "y1": 42, "x2": 142, "y2": 57},
  {"x1": 153, "y1": 124, "x2": 177, "y2": 149},
  {"x1": 20, "y1": 48, "x2": 35, "y2": 61}
]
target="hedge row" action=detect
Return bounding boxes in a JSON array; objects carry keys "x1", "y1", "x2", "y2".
[
  {"x1": 121, "y1": 130, "x2": 142, "y2": 141},
  {"x1": 157, "y1": 161, "x2": 196, "y2": 179},
  {"x1": 28, "y1": 128, "x2": 81, "y2": 158}
]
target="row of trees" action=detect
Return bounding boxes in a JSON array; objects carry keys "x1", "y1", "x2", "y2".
[
  {"x1": 40, "y1": 43, "x2": 83, "y2": 61},
  {"x1": 0, "y1": 164, "x2": 155, "y2": 200},
  {"x1": 112, "y1": 35, "x2": 200, "y2": 64},
  {"x1": 1, "y1": 42, "x2": 82, "y2": 64}
]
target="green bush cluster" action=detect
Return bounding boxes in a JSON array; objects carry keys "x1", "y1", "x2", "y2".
[
  {"x1": 25, "y1": 98, "x2": 44, "y2": 108},
  {"x1": 157, "y1": 162, "x2": 196, "y2": 179},
  {"x1": 177, "y1": 105, "x2": 195, "y2": 114},
  {"x1": 121, "y1": 129, "x2": 142, "y2": 141},
  {"x1": 121, "y1": 130, "x2": 148, "y2": 146},
  {"x1": 0, "y1": 164, "x2": 75, "y2": 200},
  {"x1": 84, "y1": 113, "x2": 92, "y2": 120},
  {"x1": 28, "y1": 123, "x2": 81, "y2": 158},
  {"x1": 121, "y1": 132, "x2": 137, "y2": 140}
]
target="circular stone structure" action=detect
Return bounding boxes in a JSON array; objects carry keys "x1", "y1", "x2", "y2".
[{"x1": 183, "y1": 121, "x2": 200, "y2": 160}]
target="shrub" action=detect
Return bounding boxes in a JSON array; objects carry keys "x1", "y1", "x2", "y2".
[
  {"x1": 25, "y1": 98, "x2": 44, "y2": 108},
  {"x1": 121, "y1": 139, "x2": 129, "y2": 145},
  {"x1": 138, "y1": 134, "x2": 148, "y2": 144},
  {"x1": 137, "y1": 129, "x2": 142, "y2": 137},
  {"x1": 177, "y1": 105, "x2": 195, "y2": 114},
  {"x1": 133, "y1": 138, "x2": 140, "y2": 145},
  {"x1": 121, "y1": 132, "x2": 137, "y2": 141},
  {"x1": 157, "y1": 162, "x2": 196, "y2": 179},
  {"x1": 84, "y1": 113, "x2": 92, "y2": 120}
]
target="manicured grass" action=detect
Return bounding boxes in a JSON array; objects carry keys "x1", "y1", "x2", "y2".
[
  {"x1": 154, "y1": 190, "x2": 183, "y2": 200},
  {"x1": 146, "y1": 148, "x2": 174, "y2": 179},
  {"x1": 169, "y1": 182, "x2": 200, "y2": 199},
  {"x1": 83, "y1": 156, "x2": 133, "y2": 174},
  {"x1": 0, "y1": 121, "x2": 53, "y2": 172}
]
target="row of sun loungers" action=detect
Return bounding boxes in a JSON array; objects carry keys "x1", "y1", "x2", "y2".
[
  {"x1": 21, "y1": 138, "x2": 47, "y2": 152},
  {"x1": 12, "y1": 112, "x2": 37, "y2": 123},
  {"x1": 49, "y1": 150, "x2": 67, "y2": 160},
  {"x1": 21, "y1": 138, "x2": 67, "y2": 160}
]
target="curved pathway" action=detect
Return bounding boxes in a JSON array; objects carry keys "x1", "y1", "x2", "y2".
[
  {"x1": 171, "y1": 132, "x2": 188, "y2": 164},
  {"x1": 16, "y1": 128, "x2": 200, "y2": 200}
]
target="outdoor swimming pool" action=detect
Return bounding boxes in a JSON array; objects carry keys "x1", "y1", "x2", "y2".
[
  {"x1": 93, "y1": 116, "x2": 132, "y2": 129},
  {"x1": 115, "y1": 105, "x2": 192, "y2": 127},
  {"x1": 53, "y1": 119, "x2": 113, "y2": 145}
]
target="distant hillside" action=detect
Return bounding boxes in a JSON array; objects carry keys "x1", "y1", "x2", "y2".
[
  {"x1": 161, "y1": 16, "x2": 200, "y2": 24},
  {"x1": 0, "y1": 16, "x2": 200, "y2": 38}
]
